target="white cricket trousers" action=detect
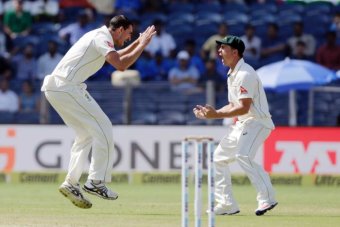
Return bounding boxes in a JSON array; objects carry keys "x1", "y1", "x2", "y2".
[
  {"x1": 214, "y1": 119, "x2": 276, "y2": 207},
  {"x1": 44, "y1": 84, "x2": 114, "y2": 184}
]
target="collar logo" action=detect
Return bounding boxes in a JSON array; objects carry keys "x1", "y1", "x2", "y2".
[
  {"x1": 106, "y1": 41, "x2": 114, "y2": 48},
  {"x1": 240, "y1": 86, "x2": 248, "y2": 94}
]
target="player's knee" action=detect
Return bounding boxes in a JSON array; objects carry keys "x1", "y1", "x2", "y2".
[
  {"x1": 214, "y1": 155, "x2": 235, "y2": 165},
  {"x1": 235, "y1": 154, "x2": 249, "y2": 164}
]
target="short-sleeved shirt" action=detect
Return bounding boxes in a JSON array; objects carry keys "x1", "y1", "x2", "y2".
[
  {"x1": 3, "y1": 11, "x2": 32, "y2": 33},
  {"x1": 168, "y1": 65, "x2": 200, "y2": 90},
  {"x1": 287, "y1": 34, "x2": 316, "y2": 57},
  {"x1": 145, "y1": 32, "x2": 176, "y2": 57},
  {"x1": 47, "y1": 26, "x2": 115, "y2": 86},
  {"x1": 0, "y1": 90, "x2": 19, "y2": 112},
  {"x1": 37, "y1": 52, "x2": 63, "y2": 80},
  {"x1": 202, "y1": 34, "x2": 224, "y2": 59},
  {"x1": 19, "y1": 93, "x2": 38, "y2": 112},
  {"x1": 58, "y1": 23, "x2": 92, "y2": 45},
  {"x1": 241, "y1": 35, "x2": 262, "y2": 60},
  {"x1": 227, "y1": 58, "x2": 274, "y2": 129}
]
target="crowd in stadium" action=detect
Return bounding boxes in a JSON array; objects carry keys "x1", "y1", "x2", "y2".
[{"x1": 0, "y1": 0, "x2": 340, "y2": 125}]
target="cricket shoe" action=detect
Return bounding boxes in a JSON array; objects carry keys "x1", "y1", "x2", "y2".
[
  {"x1": 83, "y1": 180, "x2": 119, "y2": 200},
  {"x1": 207, "y1": 204, "x2": 240, "y2": 215},
  {"x1": 255, "y1": 201, "x2": 278, "y2": 216},
  {"x1": 59, "y1": 181, "x2": 92, "y2": 209}
]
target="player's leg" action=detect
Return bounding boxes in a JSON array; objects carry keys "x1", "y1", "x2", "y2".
[
  {"x1": 45, "y1": 90, "x2": 93, "y2": 208},
  {"x1": 59, "y1": 88, "x2": 117, "y2": 199},
  {"x1": 212, "y1": 127, "x2": 240, "y2": 215},
  {"x1": 67, "y1": 134, "x2": 92, "y2": 184},
  {"x1": 213, "y1": 159, "x2": 240, "y2": 215},
  {"x1": 235, "y1": 120, "x2": 277, "y2": 215},
  {"x1": 81, "y1": 112, "x2": 118, "y2": 200}
]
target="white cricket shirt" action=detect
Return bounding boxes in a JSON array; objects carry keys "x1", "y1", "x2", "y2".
[
  {"x1": 227, "y1": 58, "x2": 275, "y2": 129},
  {"x1": 42, "y1": 25, "x2": 115, "y2": 89}
]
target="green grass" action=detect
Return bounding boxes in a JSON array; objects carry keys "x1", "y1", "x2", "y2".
[{"x1": 0, "y1": 183, "x2": 339, "y2": 227}]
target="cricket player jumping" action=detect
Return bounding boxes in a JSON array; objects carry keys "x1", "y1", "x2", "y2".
[
  {"x1": 193, "y1": 35, "x2": 278, "y2": 216},
  {"x1": 41, "y1": 15, "x2": 156, "y2": 208}
]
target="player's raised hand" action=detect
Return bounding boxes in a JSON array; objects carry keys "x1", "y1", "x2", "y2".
[{"x1": 139, "y1": 25, "x2": 156, "y2": 46}]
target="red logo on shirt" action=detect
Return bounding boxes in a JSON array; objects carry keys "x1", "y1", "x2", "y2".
[
  {"x1": 106, "y1": 41, "x2": 114, "y2": 48},
  {"x1": 240, "y1": 86, "x2": 248, "y2": 94}
]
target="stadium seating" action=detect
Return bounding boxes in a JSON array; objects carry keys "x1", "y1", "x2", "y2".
[
  {"x1": 167, "y1": 12, "x2": 195, "y2": 27},
  {"x1": 4, "y1": 1, "x2": 339, "y2": 127},
  {"x1": 222, "y1": 2, "x2": 248, "y2": 13},
  {"x1": 0, "y1": 112, "x2": 16, "y2": 124},
  {"x1": 15, "y1": 112, "x2": 40, "y2": 124},
  {"x1": 195, "y1": 11, "x2": 223, "y2": 26},
  {"x1": 167, "y1": 3, "x2": 195, "y2": 13},
  {"x1": 195, "y1": 2, "x2": 222, "y2": 14}
]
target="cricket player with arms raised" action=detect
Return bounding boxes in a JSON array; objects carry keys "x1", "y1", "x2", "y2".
[
  {"x1": 41, "y1": 15, "x2": 156, "y2": 209},
  {"x1": 193, "y1": 35, "x2": 278, "y2": 216}
]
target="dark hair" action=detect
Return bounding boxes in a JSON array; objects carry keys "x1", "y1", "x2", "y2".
[
  {"x1": 185, "y1": 39, "x2": 196, "y2": 46},
  {"x1": 109, "y1": 15, "x2": 133, "y2": 31},
  {"x1": 245, "y1": 23, "x2": 254, "y2": 30},
  {"x1": 268, "y1": 22, "x2": 278, "y2": 31}
]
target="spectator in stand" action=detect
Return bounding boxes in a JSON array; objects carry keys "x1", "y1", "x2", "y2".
[
  {"x1": 0, "y1": 28, "x2": 12, "y2": 57},
  {"x1": 142, "y1": 0, "x2": 164, "y2": 14},
  {"x1": 151, "y1": 51, "x2": 175, "y2": 81},
  {"x1": 287, "y1": 21, "x2": 316, "y2": 59},
  {"x1": 0, "y1": 78, "x2": 19, "y2": 113},
  {"x1": 12, "y1": 43, "x2": 37, "y2": 81},
  {"x1": 201, "y1": 23, "x2": 228, "y2": 61},
  {"x1": 316, "y1": 31, "x2": 340, "y2": 70},
  {"x1": 0, "y1": 30, "x2": 6, "y2": 56},
  {"x1": 3, "y1": 0, "x2": 32, "y2": 39},
  {"x1": 0, "y1": 56, "x2": 13, "y2": 81},
  {"x1": 133, "y1": 52, "x2": 153, "y2": 81},
  {"x1": 241, "y1": 23, "x2": 261, "y2": 68},
  {"x1": 59, "y1": 10, "x2": 92, "y2": 45},
  {"x1": 0, "y1": 1, "x2": 3, "y2": 13},
  {"x1": 87, "y1": 0, "x2": 115, "y2": 15},
  {"x1": 168, "y1": 50, "x2": 202, "y2": 94},
  {"x1": 145, "y1": 19, "x2": 176, "y2": 58},
  {"x1": 18, "y1": 80, "x2": 40, "y2": 113},
  {"x1": 290, "y1": 40, "x2": 313, "y2": 61},
  {"x1": 199, "y1": 58, "x2": 225, "y2": 92},
  {"x1": 260, "y1": 23, "x2": 287, "y2": 65},
  {"x1": 135, "y1": 51, "x2": 175, "y2": 81},
  {"x1": 59, "y1": 0, "x2": 93, "y2": 8},
  {"x1": 30, "y1": 0, "x2": 59, "y2": 22},
  {"x1": 184, "y1": 39, "x2": 205, "y2": 75},
  {"x1": 330, "y1": 12, "x2": 340, "y2": 42},
  {"x1": 89, "y1": 61, "x2": 115, "y2": 81},
  {"x1": 37, "y1": 40, "x2": 63, "y2": 80}
]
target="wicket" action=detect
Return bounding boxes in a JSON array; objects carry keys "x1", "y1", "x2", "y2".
[{"x1": 181, "y1": 136, "x2": 215, "y2": 227}]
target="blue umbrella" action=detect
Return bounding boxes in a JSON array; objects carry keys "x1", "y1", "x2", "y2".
[
  {"x1": 256, "y1": 58, "x2": 337, "y2": 92},
  {"x1": 256, "y1": 58, "x2": 337, "y2": 126}
]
